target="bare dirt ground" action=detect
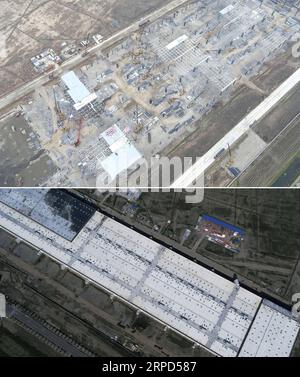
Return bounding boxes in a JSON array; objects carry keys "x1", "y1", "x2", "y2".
[
  {"x1": 252, "y1": 83, "x2": 300, "y2": 144},
  {"x1": 0, "y1": 0, "x2": 172, "y2": 96},
  {"x1": 233, "y1": 113, "x2": 300, "y2": 187},
  {"x1": 167, "y1": 84, "x2": 264, "y2": 159},
  {"x1": 0, "y1": 114, "x2": 57, "y2": 186},
  {"x1": 207, "y1": 80, "x2": 300, "y2": 187}
]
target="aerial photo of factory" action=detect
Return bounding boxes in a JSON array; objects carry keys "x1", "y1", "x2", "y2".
[{"x1": 0, "y1": 0, "x2": 300, "y2": 364}]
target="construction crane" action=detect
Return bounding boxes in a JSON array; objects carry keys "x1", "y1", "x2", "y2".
[
  {"x1": 53, "y1": 89, "x2": 65, "y2": 127},
  {"x1": 130, "y1": 28, "x2": 145, "y2": 64},
  {"x1": 133, "y1": 104, "x2": 143, "y2": 133},
  {"x1": 226, "y1": 143, "x2": 234, "y2": 166},
  {"x1": 75, "y1": 117, "x2": 84, "y2": 147},
  {"x1": 142, "y1": 62, "x2": 155, "y2": 80}
]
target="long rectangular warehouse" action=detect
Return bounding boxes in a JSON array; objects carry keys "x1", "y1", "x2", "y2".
[{"x1": 0, "y1": 190, "x2": 298, "y2": 357}]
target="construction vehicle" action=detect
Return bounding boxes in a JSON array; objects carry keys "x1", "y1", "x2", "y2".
[
  {"x1": 167, "y1": 92, "x2": 185, "y2": 104},
  {"x1": 46, "y1": 64, "x2": 55, "y2": 72},
  {"x1": 139, "y1": 19, "x2": 150, "y2": 28},
  {"x1": 168, "y1": 97, "x2": 180, "y2": 104},
  {"x1": 167, "y1": 88, "x2": 185, "y2": 105},
  {"x1": 75, "y1": 117, "x2": 84, "y2": 147}
]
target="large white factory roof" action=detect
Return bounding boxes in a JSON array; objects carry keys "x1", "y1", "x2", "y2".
[
  {"x1": 0, "y1": 192, "x2": 298, "y2": 357},
  {"x1": 61, "y1": 71, "x2": 97, "y2": 111},
  {"x1": 239, "y1": 301, "x2": 299, "y2": 357}
]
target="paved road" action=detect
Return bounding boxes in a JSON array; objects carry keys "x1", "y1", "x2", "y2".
[
  {"x1": 171, "y1": 67, "x2": 300, "y2": 188},
  {"x1": 0, "y1": 0, "x2": 189, "y2": 112}
]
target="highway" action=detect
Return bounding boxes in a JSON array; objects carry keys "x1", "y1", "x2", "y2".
[
  {"x1": 0, "y1": 0, "x2": 189, "y2": 112},
  {"x1": 171, "y1": 67, "x2": 300, "y2": 188}
]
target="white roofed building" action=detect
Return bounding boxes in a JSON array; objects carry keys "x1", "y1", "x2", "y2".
[
  {"x1": 0, "y1": 190, "x2": 299, "y2": 357},
  {"x1": 61, "y1": 71, "x2": 97, "y2": 111}
]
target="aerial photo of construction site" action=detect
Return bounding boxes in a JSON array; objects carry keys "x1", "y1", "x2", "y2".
[
  {"x1": 0, "y1": 188, "x2": 299, "y2": 357},
  {"x1": 1, "y1": 0, "x2": 300, "y2": 187},
  {"x1": 1, "y1": 0, "x2": 300, "y2": 365}
]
